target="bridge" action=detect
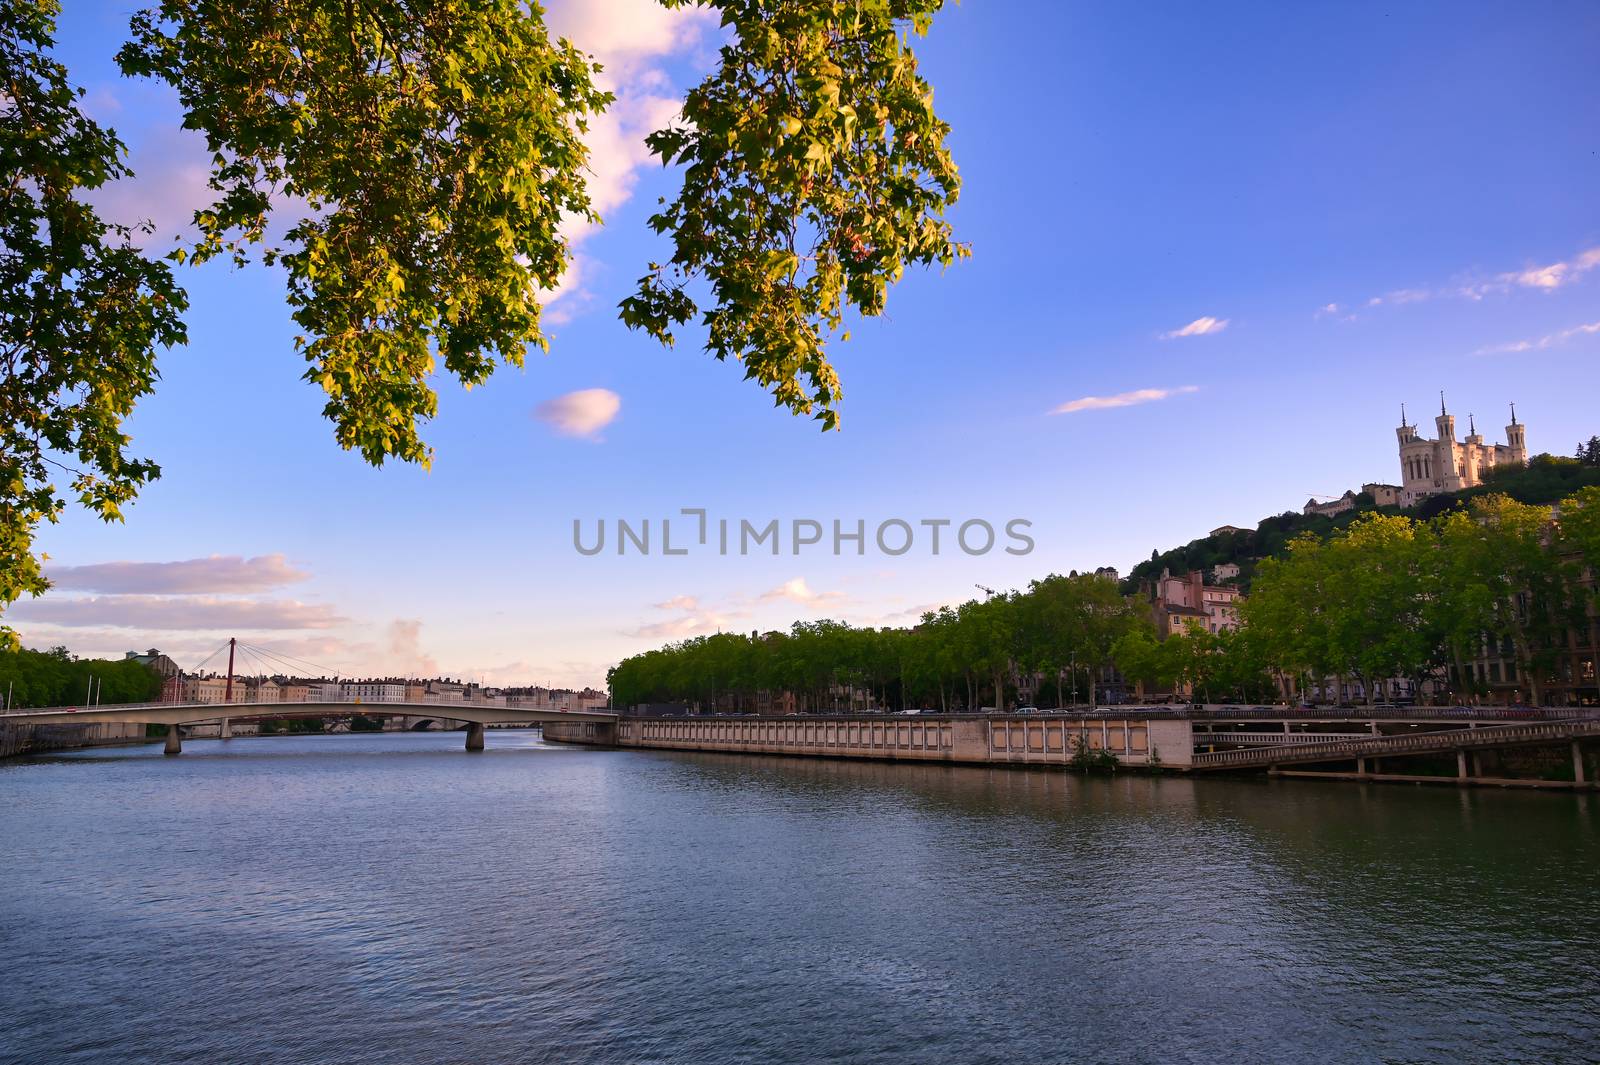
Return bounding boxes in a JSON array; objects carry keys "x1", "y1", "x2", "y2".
[
  {"x1": 0, "y1": 699, "x2": 617, "y2": 754},
  {"x1": 1191, "y1": 716, "x2": 1599, "y2": 784}
]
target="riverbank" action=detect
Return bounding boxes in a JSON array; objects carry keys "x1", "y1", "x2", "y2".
[
  {"x1": 544, "y1": 712, "x2": 1600, "y2": 789},
  {"x1": 0, "y1": 719, "x2": 149, "y2": 759}
]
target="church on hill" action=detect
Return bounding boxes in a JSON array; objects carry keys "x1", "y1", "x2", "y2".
[{"x1": 1394, "y1": 396, "x2": 1527, "y2": 507}]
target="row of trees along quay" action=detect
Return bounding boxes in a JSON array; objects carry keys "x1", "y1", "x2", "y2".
[{"x1": 608, "y1": 483, "x2": 1600, "y2": 714}]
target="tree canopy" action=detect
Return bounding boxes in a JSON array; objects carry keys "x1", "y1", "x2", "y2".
[
  {"x1": 0, "y1": 0, "x2": 964, "y2": 640},
  {"x1": 613, "y1": 490, "x2": 1600, "y2": 712},
  {"x1": 0, "y1": 644, "x2": 163, "y2": 708}
]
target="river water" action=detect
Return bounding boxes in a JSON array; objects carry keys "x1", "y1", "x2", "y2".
[{"x1": 1, "y1": 730, "x2": 1596, "y2": 1064}]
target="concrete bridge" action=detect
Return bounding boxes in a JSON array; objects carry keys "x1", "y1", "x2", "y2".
[{"x1": 0, "y1": 700, "x2": 617, "y2": 754}]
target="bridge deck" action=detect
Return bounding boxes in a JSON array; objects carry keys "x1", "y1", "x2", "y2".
[{"x1": 0, "y1": 700, "x2": 617, "y2": 729}]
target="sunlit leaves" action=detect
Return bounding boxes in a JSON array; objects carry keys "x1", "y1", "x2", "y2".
[
  {"x1": 620, "y1": 0, "x2": 967, "y2": 429},
  {"x1": 0, "y1": 0, "x2": 188, "y2": 646},
  {"x1": 118, "y1": 0, "x2": 611, "y2": 465}
]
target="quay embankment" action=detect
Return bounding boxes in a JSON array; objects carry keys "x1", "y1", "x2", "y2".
[
  {"x1": 546, "y1": 713, "x2": 1189, "y2": 769},
  {"x1": 544, "y1": 709, "x2": 1600, "y2": 788},
  {"x1": 1, "y1": 718, "x2": 149, "y2": 759}
]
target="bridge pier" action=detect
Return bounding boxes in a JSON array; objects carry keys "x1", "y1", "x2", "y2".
[
  {"x1": 1456, "y1": 749, "x2": 1469, "y2": 780},
  {"x1": 164, "y1": 724, "x2": 182, "y2": 755},
  {"x1": 465, "y1": 722, "x2": 485, "y2": 752},
  {"x1": 220, "y1": 717, "x2": 232, "y2": 740},
  {"x1": 1575, "y1": 741, "x2": 1587, "y2": 784}
]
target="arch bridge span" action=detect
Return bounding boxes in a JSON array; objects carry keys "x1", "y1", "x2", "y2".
[{"x1": 0, "y1": 700, "x2": 617, "y2": 754}]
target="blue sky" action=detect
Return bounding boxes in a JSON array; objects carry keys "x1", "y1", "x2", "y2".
[{"x1": 16, "y1": 1, "x2": 1600, "y2": 687}]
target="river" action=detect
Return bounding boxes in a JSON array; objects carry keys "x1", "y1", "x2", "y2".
[{"x1": 1, "y1": 730, "x2": 1596, "y2": 1064}]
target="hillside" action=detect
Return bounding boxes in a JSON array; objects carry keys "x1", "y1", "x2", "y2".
[{"x1": 1123, "y1": 451, "x2": 1600, "y2": 594}]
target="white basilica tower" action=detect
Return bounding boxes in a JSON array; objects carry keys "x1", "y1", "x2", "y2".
[{"x1": 1395, "y1": 396, "x2": 1526, "y2": 506}]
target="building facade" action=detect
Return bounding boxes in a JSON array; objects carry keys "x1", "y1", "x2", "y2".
[
  {"x1": 184, "y1": 676, "x2": 248, "y2": 704},
  {"x1": 1303, "y1": 491, "x2": 1359, "y2": 518},
  {"x1": 1152, "y1": 569, "x2": 1243, "y2": 636},
  {"x1": 341, "y1": 680, "x2": 406, "y2": 702},
  {"x1": 1396, "y1": 400, "x2": 1527, "y2": 506}
]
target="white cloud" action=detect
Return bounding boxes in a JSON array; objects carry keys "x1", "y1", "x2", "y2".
[
  {"x1": 631, "y1": 612, "x2": 734, "y2": 639},
  {"x1": 653, "y1": 595, "x2": 700, "y2": 611},
  {"x1": 10, "y1": 596, "x2": 345, "y2": 631},
  {"x1": 1487, "y1": 248, "x2": 1600, "y2": 294},
  {"x1": 1160, "y1": 316, "x2": 1229, "y2": 339},
  {"x1": 1474, "y1": 319, "x2": 1600, "y2": 356},
  {"x1": 534, "y1": 388, "x2": 622, "y2": 439},
  {"x1": 759, "y1": 577, "x2": 846, "y2": 607},
  {"x1": 1365, "y1": 246, "x2": 1600, "y2": 308},
  {"x1": 46, "y1": 554, "x2": 309, "y2": 595},
  {"x1": 1367, "y1": 288, "x2": 1431, "y2": 308},
  {"x1": 84, "y1": 124, "x2": 213, "y2": 246},
  {"x1": 7, "y1": 628, "x2": 356, "y2": 671},
  {"x1": 1050, "y1": 385, "x2": 1199, "y2": 415},
  {"x1": 386, "y1": 618, "x2": 439, "y2": 677},
  {"x1": 543, "y1": 0, "x2": 713, "y2": 83},
  {"x1": 534, "y1": 0, "x2": 716, "y2": 317}
]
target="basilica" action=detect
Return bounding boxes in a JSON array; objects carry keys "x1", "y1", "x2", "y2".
[{"x1": 1395, "y1": 397, "x2": 1526, "y2": 507}]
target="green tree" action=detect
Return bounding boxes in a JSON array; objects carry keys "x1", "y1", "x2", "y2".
[
  {"x1": 118, "y1": 0, "x2": 610, "y2": 470},
  {"x1": 0, "y1": 644, "x2": 162, "y2": 707},
  {"x1": 1245, "y1": 533, "x2": 1340, "y2": 700},
  {"x1": 3, "y1": 0, "x2": 965, "y2": 631},
  {"x1": 1108, "y1": 623, "x2": 1170, "y2": 700},
  {"x1": 621, "y1": 0, "x2": 965, "y2": 429},
  {"x1": 954, "y1": 593, "x2": 1016, "y2": 712},
  {"x1": 1559, "y1": 486, "x2": 1600, "y2": 589},
  {"x1": 1021, "y1": 572, "x2": 1139, "y2": 707},
  {"x1": 1435, "y1": 495, "x2": 1575, "y2": 705},
  {"x1": 1323, "y1": 514, "x2": 1442, "y2": 703},
  {"x1": 1, "y1": 3, "x2": 188, "y2": 646}
]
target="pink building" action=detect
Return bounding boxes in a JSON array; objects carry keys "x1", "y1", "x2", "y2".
[{"x1": 1153, "y1": 569, "x2": 1243, "y2": 636}]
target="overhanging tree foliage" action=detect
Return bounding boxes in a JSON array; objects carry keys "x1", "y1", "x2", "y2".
[
  {"x1": 620, "y1": 0, "x2": 965, "y2": 429},
  {"x1": 1, "y1": 2, "x2": 188, "y2": 645},
  {"x1": 0, "y1": 0, "x2": 965, "y2": 640}
]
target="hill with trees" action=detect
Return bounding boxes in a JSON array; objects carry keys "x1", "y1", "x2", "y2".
[
  {"x1": 1124, "y1": 450, "x2": 1600, "y2": 593},
  {"x1": 610, "y1": 484, "x2": 1600, "y2": 711}
]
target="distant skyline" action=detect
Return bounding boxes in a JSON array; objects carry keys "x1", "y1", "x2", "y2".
[{"x1": 15, "y1": 0, "x2": 1600, "y2": 687}]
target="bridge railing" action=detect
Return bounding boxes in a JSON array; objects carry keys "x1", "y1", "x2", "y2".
[
  {"x1": 1192, "y1": 731, "x2": 1375, "y2": 747},
  {"x1": 0, "y1": 695, "x2": 613, "y2": 718},
  {"x1": 1191, "y1": 719, "x2": 1600, "y2": 769},
  {"x1": 1170, "y1": 705, "x2": 1599, "y2": 722}
]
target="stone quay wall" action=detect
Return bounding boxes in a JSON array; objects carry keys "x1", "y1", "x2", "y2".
[
  {"x1": 1, "y1": 719, "x2": 149, "y2": 759},
  {"x1": 544, "y1": 714, "x2": 1194, "y2": 769}
]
